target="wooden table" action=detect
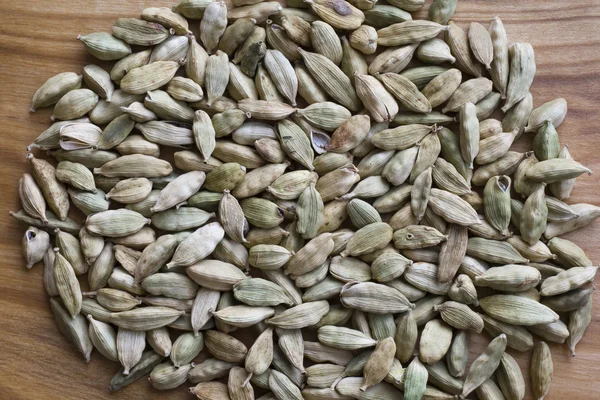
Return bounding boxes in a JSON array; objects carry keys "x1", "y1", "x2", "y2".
[{"x1": 0, "y1": 0, "x2": 599, "y2": 398}]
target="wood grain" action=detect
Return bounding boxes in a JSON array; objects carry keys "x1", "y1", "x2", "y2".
[{"x1": 0, "y1": 0, "x2": 599, "y2": 399}]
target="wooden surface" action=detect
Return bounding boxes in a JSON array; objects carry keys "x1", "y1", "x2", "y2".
[{"x1": 1, "y1": 0, "x2": 599, "y2": 399}]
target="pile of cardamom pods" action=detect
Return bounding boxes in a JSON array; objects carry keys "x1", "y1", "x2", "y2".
[{"x1": 13, "y1": 0, "x2": 598, "y2": 398}]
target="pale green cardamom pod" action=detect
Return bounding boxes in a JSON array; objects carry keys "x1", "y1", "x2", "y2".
[
  {"x1": 53, "y1": 248, "x2": 82, "y2": 318},
  {"x1": 87, "y1": 315, "x2": 119, "y2": 361},
  {"x1": 477, "y1": 128, "x2": 518, "y2": 164},
  {"x1": 244, "y1": 328, "x2": 274, "y2": 384},
  {"x1": 28, "y1": 155, "x2": 70, "y2": 222},
  {"x1": 393, "y1": 225, "x2": 446, "y2": 250},
  {"x1": 94, "y1": 154, "x2": 173, "y2": 178},
  {"x1": 187, "y1": 260, "x2": 245, "y2": 294},
  {"x1": 110, "y1": 307, "x2": 184, "y2": 331},
  {"x1": 410, "y1": 132, "x2": 440, "y2": 183},
  {"x1": 151, "y1": 207, "x2": 214, "y2": 232},
  {"x1": 277, "y1": 119, "x2": 315, "y2": 170},
  {"x1": 429, "y1": 188, "x2": 480, "y2": 226},
  {"x1": 241, "y1": 197, "x2": 285, "y2": 229},
  {"x1": 533, "y1": 120, "x2": 560, "y2": 161},
  {"x1": 121, "y1": 61, "x2": 182, "y2": 95},
  {"x1": 212, "y1": 108, "x2": 249, "y2": 137},
  {"x1": 458, "y1": 101, "x2": 479, "y2": 169},
  {"x1": 497, "y1": 352, "x2": 525, "y2": 400},
  {"x1": 269, "y1": 369, "x2": 304, "y2": 400},
  {"x1": 483, "y1": 175, "x2": 511, "y2": 236},
  {"x1": 306, "y1": 363, "x2": 346, "y2": 389},
  {"x1": 149, "y1": 362, "x2": 192, "y2": 390},
  {"x1": 480, "y1": 313, "x2": 533, "y2": 352},
  {"x1": 249, "y1": 244, "x2": 293, "y2": 270},
  {"x1": 377, "y1": 20, "x2": 447, "y2": 47},
  {"x1": 419, "y1": 319, "x2": 453, "y2": 364},
  {"x1": 404, "y1": 262, "x2": 451, "y2": 295},
  {"x1": 468, "y1": 21, "x2": 493, "y2": 69},
  {"x1": 434, "y1": 301, "x2": 484, "y2": 333},
  {"x1": 567, "y1": 297, "x2": 593, "y2": 356},
  {"x1": 340, "y1": 281, "x2": 414, "y2": 314},
  {"x1": 545, "y1": 203, "x2": 600, "y2": 239},
  {"x1": 502, "y1": 42, "x2": 536, "y2": 111},
  {"x1": 460, "y1": 334, "x2": 507, "y2": 398},
  {"x1": 50, "y1": 297, "x2": 93, "y2": 362},
  {"x1": 548, "y1": 145, "x2": 576, "y2": 199},
  {"x1": 347, "y1": 199, "x2": 382, "y2": 229},
  {"x1": 330, "y1": 255, "x2": 371, "y2": 282},
  {"x1": 106, "y1": 177, "x2": 152, "y2": 204},
  {"x1": 94, "y1": 288, "x2": 142, "y2": 311},
  {"x1": 547, "y1": 237, "x2": 591, "y2": 268},
  {"x1": 530, "y1": 342, "x2": 553, "y2": 400},
  {"x1": 432, "y1": 158, "x2": 471, "y2": 196},
  {"x1": 21, "y1": 227, "x2": 50, "y2": 270},
  {"x1": 213, "y1": 305, "x2": 274, "y2": 328},
  {"x1": 539, "y1": 266, "x2": 598, "y2": 297},
  {"x1": 316, "y1": 304, "x2": 353, "y2": 329},
  {"x1": 234, "y1": 278, "x2": 294, "y2": 307},
  {"x1": 78, "y1": 32, "x2": 132, "y2": 61},
  {"x1": 520, "y1": 184, "x2": 548, "y2": 245},
  {"x1": 116, "y1": 327, "x2": 146, "y2": 375},
  {"x1": 479, "y1": 295, "x2": 558, "y2": 326},
  {"x1": 318, "y1": 326, "x2": 377, "y2": 351},
  {"x1": 188, "y1": 358, "x2": 239, "y2": 384},
  {"x1": 205, "y1": 51, "x2": 230, "y2": 106},
  {"x1": 467, "y1": 237, "x2": 529, "y2": 264},
  {"x1": 423, "y1": 361, "x2": 463, "y2": 395},
  {"x1": 506, "y1": 235, "x2": 554, "y2": 263},
  {"x1": 404, "y1": 357, "x2": 428, "y2": 400},
  {"x1": 372, "y1": 253, "x2": 412, "y2": 283},
  {"x1": 438, "y1": 224, "x2": 468, "y2": 283},
  {"x1": 525, "y1": 158, "x2": 592, "y2": 184},
  {"x1": 147, "y1": 327, "x2": 172, "y2": 357},
  {"x1": 299, "y1": 49, "x2": 362, "y2": 111},
  {"x1": 366, "y1": 313, "x2": 395, "y2": 341},
  {"x1": 448, "y1": 330, "x2": 469, "y2": 378},
  {"x1": 354, "y1": 74, "x2": 398, "y2": 123},
  {"x1": 141, "y1": 273, "x2": 198, "y2": 300},
  {"x1": 267, "y1": 301, "x2": 330, "y2": 329}
]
